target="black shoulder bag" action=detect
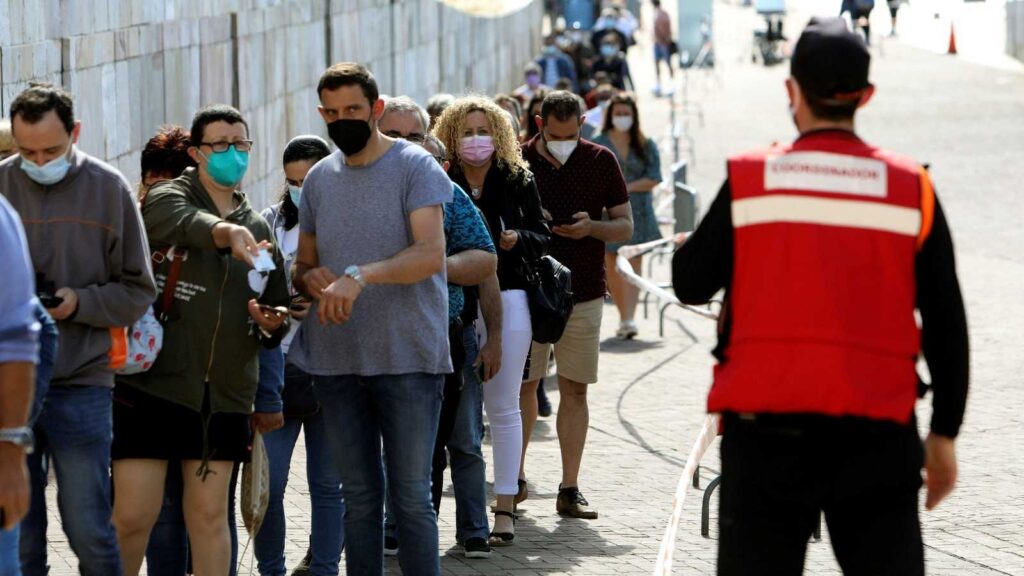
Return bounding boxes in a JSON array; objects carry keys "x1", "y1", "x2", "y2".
[{"x1": 523, "y1": 255, "x2": 574, "y2": 344}]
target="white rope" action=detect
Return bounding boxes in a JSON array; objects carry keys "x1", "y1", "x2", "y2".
[
  {"x1": 615, "y1": 238, "x2": 719, "y2": 321},
  {"x1": 653, "y1": 414, "x2": 720, "y2": 576}
]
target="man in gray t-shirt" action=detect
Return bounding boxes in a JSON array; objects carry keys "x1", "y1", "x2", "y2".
[
  {"x1": 289, "y1": 138, "x2": 451, "y2": 375},
  {"x1": 291, "y1": 63, "x2": 450, "y2": 576}
]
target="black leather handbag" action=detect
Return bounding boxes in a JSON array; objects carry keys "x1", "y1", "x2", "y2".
[{"x1": 524, "y1": 255, "x2": 574, "y2": 344}]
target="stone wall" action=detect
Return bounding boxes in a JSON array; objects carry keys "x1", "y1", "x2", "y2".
[
  {"x1": 1009, "y1": 0, "x2": 1024, "y2": 62},
  {"x1": 0, "y1": 0, "x2": 544, "y2": 209}
]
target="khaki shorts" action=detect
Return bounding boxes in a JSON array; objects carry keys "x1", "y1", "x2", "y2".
[{"x1": 526, "y1": 297, "x2": 604, "y2": 384}]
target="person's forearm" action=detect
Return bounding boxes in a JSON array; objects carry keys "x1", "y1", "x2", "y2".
[
  {"x1": 447, "y1": 250, "x2": 497, "y2": 286},
  {"x1": 361, "y1": 240, "x2": 445, "y2": 285},
  {"x1": 479, "y1": 275, "x2": 503, "y2": 344},
  {"x1": 590, "y1": 215, "x2": 633, "y2": 243},
  {"x1": 0, "y1": 363, "x2": 34, "y2": 428},
  {"x1": 211, "y1": 222, "x2": 243, "y2": 250},
  {"x1": 627, "y1": 178, "x2": 659, "y2": 193}
]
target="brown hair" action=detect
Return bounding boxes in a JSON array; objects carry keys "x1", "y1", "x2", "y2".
[
  {"x1": 141, "y1": 125, "x2": 195, "y2": 180},
  {"x1": 317, "y1": 62, "x2": 379, "y2": 103},
  {"x1": 601, "y1": 92, "x2": 649, "y2": 165}
]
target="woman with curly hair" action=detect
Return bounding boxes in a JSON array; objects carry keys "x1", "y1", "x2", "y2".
[
  {"x1": 433, "y1": 97, "x2": 550, "y2": 547},
  {"x1": 593, "y1": 92, "x2": 663, "y2": 339}
]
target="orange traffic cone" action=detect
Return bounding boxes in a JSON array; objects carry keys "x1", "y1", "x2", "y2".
[{"x1": 947, "y1": 23, "x2": 958, "y2": 55}]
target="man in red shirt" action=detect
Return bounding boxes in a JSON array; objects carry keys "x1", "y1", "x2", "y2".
[{"x1": 520, "y1": 91, "x2": 632, "y2": 519}]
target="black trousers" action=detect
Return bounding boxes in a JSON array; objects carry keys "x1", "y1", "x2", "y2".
[
  {"x1": 718, "y1": 413, "x2": 925, "y2": 576},
  {"x1": 431, "y1": 321, "x2": 466, "y2": 514}
]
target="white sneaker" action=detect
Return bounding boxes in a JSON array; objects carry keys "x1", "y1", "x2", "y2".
[{"x1": 616, "y1": 320, "x2": 638, "y2": 339}]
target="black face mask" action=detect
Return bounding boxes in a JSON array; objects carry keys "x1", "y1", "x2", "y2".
[{"x1": 327, "y1": 118, "x2": 372, "y2": 156}]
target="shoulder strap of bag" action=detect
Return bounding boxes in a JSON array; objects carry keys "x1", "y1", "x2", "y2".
[{"x1": 152, "y1": 247, "x2": 186, "y2": 323}]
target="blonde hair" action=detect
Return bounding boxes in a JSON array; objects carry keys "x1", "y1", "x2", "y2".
[{"x1": 432, "y1": 96, "x2": 530, "y2": 176}]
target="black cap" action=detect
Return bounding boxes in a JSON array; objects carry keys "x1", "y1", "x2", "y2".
[{"x1": 791, "y1": 17, "x2": 871, "y2": 103}]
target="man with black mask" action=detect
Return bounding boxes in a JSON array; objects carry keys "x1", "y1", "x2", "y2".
[{"x1": 289, "y1": 63, "x2": 452, "y2": 576}]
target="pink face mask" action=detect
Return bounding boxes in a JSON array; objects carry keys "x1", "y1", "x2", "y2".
[{"x1": 460, "y1": 135, "x2": 495, "y2": 166}]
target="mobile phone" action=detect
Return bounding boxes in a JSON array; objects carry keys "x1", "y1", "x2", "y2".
[
  {"x1": 38, "y1": 295, "x2": 64, "y2": 308},
  {"x1": 257, "y1": 304, "x2": 286, "y2": 317},
  {"x1": 36, "y1": 273, "x2": 63, "y2": 308},
  {"x1": 548, "y1": 216, "x2": 578, "y2": 227}
]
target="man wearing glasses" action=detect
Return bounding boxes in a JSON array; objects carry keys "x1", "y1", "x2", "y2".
[{"x1": 378, "y1": 97, "x2": 500, "y2": 559}]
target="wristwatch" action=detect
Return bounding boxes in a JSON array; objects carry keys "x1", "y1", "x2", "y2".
[
  {"x1": 0, "y1": 427, "x2": 35, "y2": 454},
  {"x1": 344, "y1": 265, "x2": 367, "y2": 288}
]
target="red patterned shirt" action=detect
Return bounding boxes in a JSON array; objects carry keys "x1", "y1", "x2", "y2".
[{"x1": 523, "y1": 135, "x2": 630, "y2": 303}]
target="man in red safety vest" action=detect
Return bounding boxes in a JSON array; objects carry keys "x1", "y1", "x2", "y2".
[{"x1": 672, "y1": 16, "x2": 969, "y2": 576}]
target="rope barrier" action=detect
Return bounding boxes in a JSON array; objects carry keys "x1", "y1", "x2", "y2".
[
  {"x1": 613, "y1": 236, "x2": 720, "y2": 574},
  {"x1": 615, "y1": 238, "x2": 719, "y2": 322},
  {"x1": 653, "y1": 414, "x2": 719, "y2": 576}
]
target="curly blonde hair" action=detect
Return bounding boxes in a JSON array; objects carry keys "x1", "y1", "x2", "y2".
[{"x1": 432, "y1": 95, "x2": 530, "y2": 176}]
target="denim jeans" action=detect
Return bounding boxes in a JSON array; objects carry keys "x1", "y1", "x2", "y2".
[
  {"x1": 255, "y1": 364, "x2": 345, "y2": 576},
  {"x1": 314, "y1": 373, "x2": 442, "y2": 576},
  {"x1": 20, "y1": 385, "x2": 123, "y2": 576},
  {"x1": 28, "y1": 301, "x2": 58, "y2": 426},
  {"x1": 144, "y1": 466, "x2": 187, "y2": 576},
  {"x1": 449, "y1": 325, "x2": 489, "y2": 542},
  {"x1": 0, "y1": 527, "x2": 19, "y2": 576}
]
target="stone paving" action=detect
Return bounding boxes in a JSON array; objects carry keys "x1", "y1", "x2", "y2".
[{"x1": 38, "y1": 0, "x2": 1024, "y2": 574}]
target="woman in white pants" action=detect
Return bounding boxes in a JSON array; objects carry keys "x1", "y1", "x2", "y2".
[{"x1": 434, "y1": 97, "x2": 550, "y2": 546}]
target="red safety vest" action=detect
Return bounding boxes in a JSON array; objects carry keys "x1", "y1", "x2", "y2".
[{"x1": 709, "y1": 131, "x2": 936, "y2": 424}]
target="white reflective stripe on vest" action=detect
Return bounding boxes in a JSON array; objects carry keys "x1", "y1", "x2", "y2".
[
  {"x1": 732, "y1": 194, "x2": 922, "y2": 236},
  {"x1": 765, "y1": 152, "x2": 888, "y2": 198}
]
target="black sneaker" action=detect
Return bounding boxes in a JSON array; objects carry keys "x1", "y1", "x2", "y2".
[
  {"x1": 290, "y1": 547, "x2": 312, "y2": 575},
  {"x1": 384, "y1": 535, "x2": 399, "y2": 557},
  {"x1": 556, "y1": 485, "x2": 598, "y2": 519},
  {"x1": 463, "y1": 536, "x2": 492, "y2": 559}
]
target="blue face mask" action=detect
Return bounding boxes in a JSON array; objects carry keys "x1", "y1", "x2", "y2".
[
  {"x1": 21, "y1": 144, "x2": 72, "y2": 186},
  {"x1": 288, "y1": 185, "x2": 302, "y2": 207},
  {"x1": 601, "y1": 45, "x2": 617, "y2": 58},
  {"x1": 201, "y1": 146, "x2": 249, "y2": 187}
]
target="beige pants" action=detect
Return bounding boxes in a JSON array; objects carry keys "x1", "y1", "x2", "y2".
[{"x1": 526, "y1": 297, "x2": 604, "y2": 384}]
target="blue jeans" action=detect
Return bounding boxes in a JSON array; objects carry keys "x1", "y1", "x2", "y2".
[
  {"x1": 144, "y1": 467, "x2": 187, "y2": 576},
  {"x1": 255, "y1": 364, "x2": 345, "y2": 576},
  {"x1": 386, "y1": 326, "x2": 488, "y2": 544},
  {"x1": 314, "y1": 373, "x2": 442, "y2": 576},
  {"x1": 0, "y1": 527, "x2": 19, "y2": 576},
  {"x1": 20, "y1": 385, "x2": 122, "y2": 576},
  {"x1": 449, "y1": 325, "x2": 489, "y2": 542},
  {"x1": 144, "y1": 463, "x2": 241, "y2": 576},
  {"x1": 28, "y1": 302, "x2": 58, "y2": 426}
]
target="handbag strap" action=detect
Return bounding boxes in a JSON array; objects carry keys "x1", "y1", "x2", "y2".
[{"x1": 152, "y1": 246, "x2": 186, "y2": 322}]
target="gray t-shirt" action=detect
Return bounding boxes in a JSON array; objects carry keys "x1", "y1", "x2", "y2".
[{"x1": 288, "y1": 139, "x2": 453, "y2": 376}]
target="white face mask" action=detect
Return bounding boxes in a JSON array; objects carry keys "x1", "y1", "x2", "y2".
[
  {"x1": 612, "y1": 116, "x2": 634, "y2": 132},
  {"x1": 546, "y1": 139, "x2": 578, "y2": 165}
]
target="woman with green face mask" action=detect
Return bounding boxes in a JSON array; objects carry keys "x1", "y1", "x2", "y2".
[{"x1": 111, "y1": 105, "x2": 292, "y2": 576}]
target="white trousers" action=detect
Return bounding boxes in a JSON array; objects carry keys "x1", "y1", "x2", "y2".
[{"x1": 476, "y1": 289, "x2": 531, "y2": 496}]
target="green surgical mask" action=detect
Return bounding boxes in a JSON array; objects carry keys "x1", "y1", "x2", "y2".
[{"x1": 201, "y1": 146, "x2": 249, "y2": 187}]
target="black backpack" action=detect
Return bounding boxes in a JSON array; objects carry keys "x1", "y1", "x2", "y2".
[{"x1": 524, "y1": 256, "x2": 574, "y2": 344}]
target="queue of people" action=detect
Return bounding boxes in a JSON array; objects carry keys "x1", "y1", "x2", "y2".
[{"x1": 0, "y1": 9, "x2": 969, "y2": 576}]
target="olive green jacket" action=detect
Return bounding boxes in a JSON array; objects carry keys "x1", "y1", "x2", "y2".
[{"x1": 119, "y1": 168, "x2": 289, "y2": 415}]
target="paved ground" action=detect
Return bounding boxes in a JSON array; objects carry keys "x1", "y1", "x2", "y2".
[{"x1": 39, "y1": 1, "x2": 1024, "y2": 574}]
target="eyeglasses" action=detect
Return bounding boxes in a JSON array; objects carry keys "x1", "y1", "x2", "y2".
[
  {"x1": 199, "y1": 140, "x2": 254, "y2": 153},
  {"x1": 385, "y1": 130, "x2": 425, "y2": 144}
]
